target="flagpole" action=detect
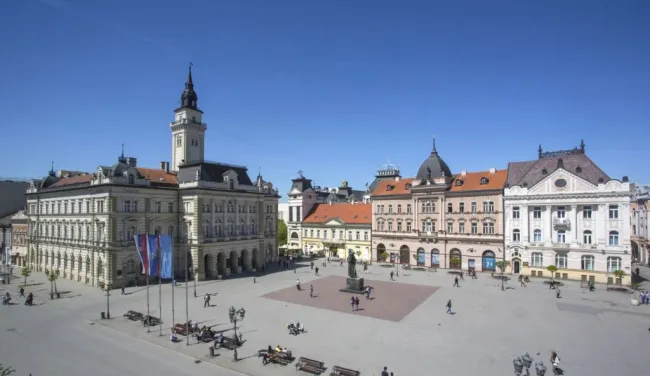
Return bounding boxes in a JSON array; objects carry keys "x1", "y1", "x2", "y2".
[
  {"x1": 158, "y1": 235, "x2": 163, "y2": 336},
  {"x1": 171, "y1": 235, "x2": 175, "y2": 331},
  {"x1": 146, "y1": 236, "x2": 150, "y2": 333},
  {"x1": 185, "y1": 238, "x2": 189, "y2": 346}
]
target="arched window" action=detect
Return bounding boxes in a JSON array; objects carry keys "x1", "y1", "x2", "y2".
[
  {"x1": 512, "y1": 229, "x2": 520, "y2": 242},
  {"x1": 416, "y1": 248, "x2": 425, "y2": 266},
  {"x1": 202, "y1": 221, "x2": 210, "y2": 237},
  {"x1": 583, "y1": 230, "x2": 592, "y2": 244},
  {"x1": 608, "y1": 231, "x2": 619, "y2": 246},
  {"x1": 430, "y1": 249, "x2": 440, "y2": 268},
  {"x1": 581, "y1": 255, "x2": 594, "y2": 270},
  {"x1": 397, "y1": 204, "x2": 402, "y2": 214}
]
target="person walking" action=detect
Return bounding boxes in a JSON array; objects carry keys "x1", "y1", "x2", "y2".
[
  {"x1": 460, "y1": 271, "x2": 464, "y2": 280},
  {"x1": 19, "y1": 287, "x2": 25, "y2": 298},
  {"x1": 446, "y1": 299, "x2": 453, "y2": 314},
  {"x1": 519, "y1": 275, "x2": 527, "y2": 287},
  {"x1": 363, "y1": 263, "x2": 368, "y2": 274},
  {"x1": 204, "y1": 293, "x2": 210, "y2": 308},
  {"x1": 309, "y1": 284, "x2": 314, "y2": 298},
  {"x1": 354, "y1": 296, "x2": 360, "y2": 311},
  {"x1": 296, "y1": 278, "x2": 301, "y2": 291},
  {"x1": 121, "y1": 286, "x2": 126, "y2": 295},
  {"x1": 310, "y1": 261, "x2": 314, "y2": 270},
  {"x1": 350, "y1": 296, "x2": 355, "y2": 311},
  {"x1": 315, "y1": 267, "x2": 319, "y2": 276},
  {"x1": 453, "y1": 276, "x2": 460, "y2": 287},
  {"x1": 390, "y1": 271, "x2": 395, "y2": 281},
  {"x1": 381, "y1": 367, "x2": 389, "y2": 376},
  {"x1": 365, "y1": 286, "x2": 371, "y2": 300}
]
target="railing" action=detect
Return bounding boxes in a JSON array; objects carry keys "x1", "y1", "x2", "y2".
[
  {"x1": 553, "y1": 218, "x2": 571, "y2": 227},
  {"x1": 552, "y1": 242, "x2": 570, "y2": 249}
]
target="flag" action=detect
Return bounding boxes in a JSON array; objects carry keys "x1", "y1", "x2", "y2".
[
  {"x1": 146, "y1": 235, "x2": 160, "y2": 277},
  {"x1": 158, "y1": 235, "x2": 173, "y2": 279},
  {"x1": 135, "y1": 234, "x2": 149, "y2": 275}
]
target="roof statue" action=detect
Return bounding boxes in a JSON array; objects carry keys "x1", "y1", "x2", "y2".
[
  {"x1": 297, "y1": 170, "x2": 304, "y2": 178},
  {"x1": 341, "y1": 180, "x2": 348, "y2": 188}
]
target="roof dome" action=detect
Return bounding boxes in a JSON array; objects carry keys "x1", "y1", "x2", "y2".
[{"x1": 416, "y1": 138, "x2": 452, "y2": 181}]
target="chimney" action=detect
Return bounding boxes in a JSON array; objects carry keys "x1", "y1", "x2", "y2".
[
  {"x1": 461, "y1": 170, "x2": 467, "y2": 176},
  {"x1": 160, "y1": 161, "x2": 169, "y2": 173},
  {"x1": 126, "y1": 157, "x2": 137, "y2": 167},
  {"x1": 489, "y1": 168, "x2": 496, "y2": 174},
  {"x1": 395, "y1": 176, "x2": 400, "y2": 181}
]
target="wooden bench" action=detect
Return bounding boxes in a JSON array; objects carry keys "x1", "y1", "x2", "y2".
[
  {"x1": 218, "y1": 336, "x2": 242, "y2": 349},
  {"x1": 141, "y1": 315, "x2": 160, "y2": 327},
  {"x1": 296, "y1": 357, "x2": 326, "y2": 375},
  {"x1": 269, "y1": 351, "x2": 294, "y2": 365},
  {"x1": 124, "y1": 310, "x2": 144, "y2": 321},
  {"x1": 174, "y1": 323, "x2": 196, "y2": 336},
  {"x1": 330, "y1": 365, "x2": 361, "y2": 376}
]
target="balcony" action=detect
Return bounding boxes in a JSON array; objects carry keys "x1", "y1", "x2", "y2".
[
  {"x1": 553, "y1": 218, "x2": 571, "y2": 229},
  {"x1": 323, "y1": 238, "x2": 344, "y2": 245},
  {"x1": 417, "y1": 231, "x2": 437, "y2": 243},
  {"x1": 552, "y1": 242, "x2": 570, "y2": 249}
]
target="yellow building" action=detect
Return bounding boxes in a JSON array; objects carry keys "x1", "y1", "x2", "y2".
[{"x1": 301, "y1": 202, "x2": 372, "y2": 261}]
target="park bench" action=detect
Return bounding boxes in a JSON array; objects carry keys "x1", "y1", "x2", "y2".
[
  {"x1": 447, "y1": 270, "x2": 462, "y2": 275},
  {"x1": 218, "y1": 336, "x2": 243, "y2": 349},
  {"x1": 296, "y1": 357, "x2": 327, "y2": 375},
  {"x1": 173, "y1": 323, "x2": 196, "y2": 336},
  {"x1": 330, "y1": 365, "x2": 361, "y2": 376},
  {"x1": 141, "y1": 315, "x2": 160, "y2": 327},
  {"x1": 124, "y1": 310, "x2": 144, "y2": 321},
  {"x1": 269, "y1": 351, "x2": 294, "y2": 365},
  {"x1": 412, "y1": 267, "x2": 426, "y2": 271}
]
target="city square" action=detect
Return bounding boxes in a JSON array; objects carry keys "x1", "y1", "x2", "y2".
[{"x1": 2, "y1": 260, "x2": 649, "y2": 376}]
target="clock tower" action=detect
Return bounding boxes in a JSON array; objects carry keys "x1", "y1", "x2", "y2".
[{"x1": 170, "y1": 65, "x2": 207, "y2": 171}]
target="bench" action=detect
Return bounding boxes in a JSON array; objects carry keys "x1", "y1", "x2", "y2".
[
  {"x1": 124, "y1": 310, "x2": 144, "y2": 321},
  {"x1": 296, "y1": 357, "x2": 326, "y2": 375},
  {"x1": 269, "y1": 351, "x2": 294, "y2": 365},
  {"x1": 218, "y1": 336, "x2": 242, "y2": 349},
  {"x1": 447, "y1": 270, "x2": 462, "y2": 275},
  {"x1": 141, "y1": 315, "x2": 160, "y2": 327},
  {"x1": 330, "y1": 365, "x2": 361, "y2": 376}
]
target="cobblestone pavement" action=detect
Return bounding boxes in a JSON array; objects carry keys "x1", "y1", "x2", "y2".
[{"x1": 3, "y1": 261, "x2": 649, "y2": 376}]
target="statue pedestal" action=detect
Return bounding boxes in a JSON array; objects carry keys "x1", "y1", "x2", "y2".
[{"x1": 339, "y1": 277, "x2": 365, "y2": 294}]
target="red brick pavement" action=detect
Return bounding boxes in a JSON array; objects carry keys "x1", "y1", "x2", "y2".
[{"x1": 263, "y1": 275, "x2": 439, "y2": 322}]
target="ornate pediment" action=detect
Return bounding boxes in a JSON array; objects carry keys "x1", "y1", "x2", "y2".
[
  {"x1": 325, "y1": 218, "x2": 344, "y2": 226},
  {"x1": 528, "y1": 168, "x2": 597, "y2": 195}
]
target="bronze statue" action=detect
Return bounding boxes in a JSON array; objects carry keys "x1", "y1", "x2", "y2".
[{"x1": 347, "y1": 252, "x2": 357, "y2": 278}]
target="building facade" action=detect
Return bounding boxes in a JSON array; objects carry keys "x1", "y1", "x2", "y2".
[
  {"x1": 504, "y1": 142, "x2": 632, "y2": 284},
  {"x1": 301, "y1": 202, "x2": 372, "y2": 260},
  {"x1": 9, "y1": 210, "x2": 28, "y2": 266},
  {"x1": 371, "y1": 140, "x2": 506, "y2": 270},
  {"x1": 0, "y1": 180, "x2": 29, "y2": 265},
  {"x1": 630, "y1": 184, "x2": 650, "y2": 264},
  {"x1": 286, "y1": 172, "x2": 365, "y2": 253},
  {"x1": 25, "y1": 68, "x2": 279, "y2": 288}
]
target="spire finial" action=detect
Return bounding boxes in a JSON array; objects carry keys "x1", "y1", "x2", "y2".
[
  {"x1": 580, "y1": 139, "x2": 585, "y2": 152},
  {"x1": 49, "y1": 161, "x2": 55, "y2": 177},
  {"x1": 538, "y1": 144, "x2": 543, "y2": 158},
  {"x1": 188, "y1": 62, "x2": 193, "y2": 84},
  {"x1": 432, "y1": 136, "x2": 437, "y2": 153},
  {"x1": 121, "y1": 142, "x2": 125, "y2": 158}
]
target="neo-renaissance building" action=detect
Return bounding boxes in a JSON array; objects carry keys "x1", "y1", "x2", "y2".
[
  {"x1": 25, "y1": 68, "x2": 280, "y2": 288},
  {"x1": 503, "y1": 142, "x2": 632, "y2": 284}
]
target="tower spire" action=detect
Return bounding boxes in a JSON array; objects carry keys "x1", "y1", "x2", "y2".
[
  {"x1": 178, "y1": 63, "x2": 199, "y2": 110},
  {"x1": 188, "y1": 62, "x2": 193, "y2": 84},
  {"x1": 49, "y1": 161, "x2": 55, "y2": 176},
  {"x1": 432, "y1": 136, "x2": 437, "y2": 153}
]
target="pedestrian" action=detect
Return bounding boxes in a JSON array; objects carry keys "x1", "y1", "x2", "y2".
[
  {"x1": 296, "y1": 278, "x2": 301, "y2": 291},
  {"x1": 354, "y1": 296, "x2": 360, "y2": 311},
  {"x1": 460, "y1": 271, "x2": 464, "y2": 280},
  {"x1": 446, "y1": 299, "x2": 453, "y2": 314},
  {"x1": 311, "y1": 261, "x2": 314, "y2": 270},
  {"x1": 519, "y1": 275, "x2": 526, "y2": 287},
  {"x1": 363, "y1": 263, "x2": 368, "y2": 274},
  {"x1": 204, "y1": 293, "x2": 210, "y2": 308},
  {"x1": 381, "y1": 367, "x2": 389, "y2": 376},
  {"x1": 309, "y1": 284, "x2": 314, "y2": 298},
  {"x1": 453, "y1": 276, "x2": 459, "y2": 287},
  {"x1": 19, "y1": 287, "x2": 25, "y2": 298},
  {"x1": 340, "y1": 260, "x2": 344, "y2": 267},
  {"x1": 365, "y1": 286, "x2": 371, "y2": 300},
  {"x1": 556, "y1": 288, "x2": 562, "y2": 299},
  {"x1": 390, "y1": 271, "x2": 394, "y2": 281},
  {"x1": 350, "y1": 296, "x2": 355, "y2": 311},
  {"x1": 121, "y1": 286, "x2": 126, "y2": 295},
  {"x1": 315, "y1": 267, "x2": 319, "y2": 276}
]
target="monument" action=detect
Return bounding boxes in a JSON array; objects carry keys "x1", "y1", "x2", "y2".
[{"x1": 339, "y1": 252, "x2": 365, "y2": 294}]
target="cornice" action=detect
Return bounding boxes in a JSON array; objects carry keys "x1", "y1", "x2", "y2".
[
  {"x1": 503, "y1": 192, "x2": 631, "y2": 201},
  {"x1": 445, "y1": 190, "x2": 503, "y2": 198}
]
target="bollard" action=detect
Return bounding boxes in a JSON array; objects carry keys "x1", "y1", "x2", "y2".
[
  {"x1": 209, "y1": 346, "x2": 215, "y2": 357},
  {"x1": 101, "y1": 312, "x2": 106, "y2": 320},
  {"x1": 253, "y1": 277, "x2": 256, "y2": 284}
]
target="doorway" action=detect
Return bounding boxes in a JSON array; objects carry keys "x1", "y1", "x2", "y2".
[{"x1": 513, "y1": 259, "x2": 521, "y2": 274}]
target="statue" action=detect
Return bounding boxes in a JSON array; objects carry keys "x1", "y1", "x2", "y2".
[{"x1": 347, "y1": 252, "x2": 357, "y2": 278}]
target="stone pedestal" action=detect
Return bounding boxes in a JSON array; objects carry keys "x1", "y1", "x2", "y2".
[{"x1": 339, "y1": 277, "x2": 365, "y2": 294}]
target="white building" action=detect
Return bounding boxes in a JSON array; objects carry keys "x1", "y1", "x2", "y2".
[
  {"x1": 504, "y1": 142, "x2": 632, "y2": 284},
  {"x1": 25, "y1": 67, "x2": 280, "y2": 288},
  {"x1": 630, "y1": 184, "x2": 650, "y2": 264}
]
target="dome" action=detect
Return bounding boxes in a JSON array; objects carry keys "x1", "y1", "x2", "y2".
[{"x1": 415, "y1": 138, "x2": 452, "y2": 181}]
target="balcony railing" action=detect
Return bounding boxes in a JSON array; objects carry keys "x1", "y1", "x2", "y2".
[
  {"x1": 553, "y1": 218, "x2": 571, "y2": 228},
  {"x1": 552, "y1": 242, "x2": 570, "y2": 249}
]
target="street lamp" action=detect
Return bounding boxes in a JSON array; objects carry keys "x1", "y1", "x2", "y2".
[
  {"x1": 521, "y1": 353, "x2": 533, "y2": 376},
  {"x1": 228, "y1": 306, "x2": 246, "y2": 361},
  {"x1": 105, "y1": 283, "x2": 111, "y2": 319},
  {"x1": 534, "y1": 362, "x2": 547, "y2": 376},
  {"x1": 193, "y1": 267, "x2": 198, "y2": 297},
  {"x1": 513, "y1": 356, "x2": 523, "y2": 376}
]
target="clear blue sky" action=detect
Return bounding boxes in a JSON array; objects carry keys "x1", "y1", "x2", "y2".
[{"x1": 1, "y1": 0, "x2": 649, "y2": 198}]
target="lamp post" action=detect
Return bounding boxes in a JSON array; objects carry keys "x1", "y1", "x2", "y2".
[
  {"x1": 105, "y1": 283, "x2": 111, "y2": 319},
  {"x1": 193, "y1": 267, "x2": 198, "y2": 297},
  {"x1": 228, "y1": 306, "x2": 246, "y2": 361}
]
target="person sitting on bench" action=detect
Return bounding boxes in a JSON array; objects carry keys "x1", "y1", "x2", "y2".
[
  {"x1": 170, "y1": 329, "x2": 178, "y2": 342},
  {"x1": 275, "y1": 344, "x2": 283, "y2": 353},
  {"x1": 296, "y1": 322, "x2": 305, "y2": 332}
]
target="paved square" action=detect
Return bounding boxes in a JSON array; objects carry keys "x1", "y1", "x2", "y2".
[{"x1": 262, "y1": 275, "x2": 439, "y2": 322}]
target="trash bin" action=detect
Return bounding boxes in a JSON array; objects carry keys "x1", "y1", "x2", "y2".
[
  {"x1": 101, "y1": 312, "x2": 106, "y2": 320},
  {"x1": 209, "y1": 346, "x2": 215, "y2": 357}
]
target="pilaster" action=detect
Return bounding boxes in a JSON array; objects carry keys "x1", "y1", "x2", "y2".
[
  {"x1": 521, "y1": 204, "x2": 529, "y2": 242},
  {"x1": 571, "y1": 205, "x2": 578, "y2": 242},
  {"x1": 545, "y1": 205, "x2": 552, "y2": 242}
]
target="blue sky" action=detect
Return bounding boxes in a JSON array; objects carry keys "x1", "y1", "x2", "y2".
[{"x1": 1, "y1": 0, "x2": 649, "y2": 198}]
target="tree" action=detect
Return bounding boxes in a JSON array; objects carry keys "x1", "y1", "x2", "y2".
[
  {"x1": 0, "y1": 363, "x2": 16, "y2": 376},
  {"x1": 277, "y1": 220, "x2": 288, "y2": 246},
  {"x1": 48, "y1": 269, "x2": 60, "y2": 299},
  {"x1": 546, "y1": 265, "x2": 558, "y2": 283},
  {"x1": 20, "y1": 267, "x2": 31, "y2": 287},
  {"x1": 613, "y1": 270, "x2": 626, "y2": 286},
  {"x1": 378, "y1": 251, "x2": 388, "y2": 262},
  {"x1": 495, "y1": 261, "x2": 510, "y2": 291}
]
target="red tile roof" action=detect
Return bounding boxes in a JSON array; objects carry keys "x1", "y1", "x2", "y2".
[
  {"x1": 49, "y1": 174, "x2": 94, "y2": 188},
  {"x1": 449, "y1": 169, "x2": 507, "y2": 192},
  {"x1": 303, "y1": 203, "x2": 371, "y2": 224},
  {"x1": 136, "y1": 168, "x2": 178, "y2": 186},
  {"x1": 371, "y1": 178, "x2": 414, "y2": 197}
]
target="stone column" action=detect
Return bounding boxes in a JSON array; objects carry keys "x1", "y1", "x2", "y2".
[
  {"x1": 571, "y1": 205, "x2": 578, "y2": 242},
  {"x1": 545, "y1": 205, "x2": 553, "y2": 243},
  {"x1": 597, "y1": 204, "x2": 607, "y2": 245}
]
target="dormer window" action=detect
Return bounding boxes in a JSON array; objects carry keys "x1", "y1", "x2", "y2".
[
  {"x1": 542, "y1": 169, "x2": 548, "y2": 175},
  {"x1": 405, "y1": 183, "x2": 412, "y2": 189},
  {"x1": 456, "y1": 179, "x2": 464, "y2": 186},
  {"x1": 128, "y1": 175, "x2": 135, "y2": 184},
  {"x1": 386, "y1": 185, "x2": 394, "y2": 191},
  {"x1": 576, "y1": 166, "x2": 582, "y2": 173},
  {"x1": 480, "y1": 177, "x2": 489, "y2": 185}
]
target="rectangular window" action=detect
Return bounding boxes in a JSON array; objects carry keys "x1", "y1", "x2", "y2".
[
  {"x1": 531, "y1": 253, "x2": 543, "y2": 267},
  {"x1": 608, "y1": 205, "x2": 618, "y2": 219},
  {"x1": 316, "y1": 230, "x2": 320, "y2": 238},
  {"x1": 447, "y1": 222, "x2": 453, "y2": 233},
  {"x1": 471, "y1": 202, "x2": 477, "y2": 213},
  {"x1": 168, "y1": 202, "x2": 174, "y2": 213},
  {"x1": 339, "y1": 230, "x2": 343, "y2": 238},
  {"x1": 356, "y1": 231, "x2": 360, "y2": 240},
  {"x1": 132, "y1": 201, "x2": 138, "y2": 212},
  {"x1": 533, "y1": 207, "x2": 541, "y2": 219},
  {"x1": 388, "y1": 221, "x2": 393, "y2": 232},
  {"x1": 512, "y1": 207, "x2": 520, "y2": 219},
  {"x1": 483, "y1": 222, "x2": 495, "y2": 234},
  {"x1": 155, "y1": 202, "x2": 161, "y2": 213},
  {"x1": 447, "y1": 203, "x2": 453, "y2": 213},
  {"x1": 397, "y1": 222, "x2": 403, "y2": 232},
  {"x1": 583, "y1": 206, "x2": 592, "y2": 219},
  {"x1": 397, "y1": 204, "x2": 402, "y2": 214},
  {"x1": 555, "y1": 253, "x2": 568, "y2": 269},
  {"x1": 556, "y1": 206, "x2": 565, "y2": 219},
  {"x1": 348, "y1": 231, "x2": 352, "y2": 240},
  {"x1": 483, "y1": 201, "x2": 494, "y2": 213},
  {"x1": 471, "y1": 222, "x2": 478, "y2": 234},
  {"x1": 406, "y1": 204, "x2": 412, "y2": 214},
  {"x1": 364, "y1": 232, "x2": 368, "y2": 241},
  {"x1": 97, "y1": 201, "x2": 104, "y2": 213},
  {"x1": 533, "y1": 230, "x2": 542, "y2": 243},
  {"x1": 406, "y1": 222, "x2": 412, "y2": 232},
  {"x1": 459, "y1": 202, "x2": 465, "y2": 213},
  {"x1": 70, "y1": 202, "x2": 75, "y2": 214},
  {"x1": 557, "y1": 231, "x2": 566, "y2": 243},
  {"x1": 581, "y1": 256, "x2": 594, "y2": 271},
  {"x1": 459, "y1": 222, "x2": 465, "y2": 234}
]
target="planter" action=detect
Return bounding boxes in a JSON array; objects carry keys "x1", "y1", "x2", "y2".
[{"x1": 631, "y1": 298, "x2": 640, "y2": 306}]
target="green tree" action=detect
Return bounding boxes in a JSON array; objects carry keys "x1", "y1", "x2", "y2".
[
  {"x1": 0, "y1": 363, "x2": 16, "y2": 376},
  {"x1": 277, "y1": 220, "x2": 288, "y2": 246},
  {"x1": 495, "y1": 261, "x2": 510, "y2": 291},
  {"x1": 546, "y1": 265, "x2": 558, "y2": 283},
  {"x1": 613, "y1": 269, "x2": 626, "y2": 286},
  {"x1": 378, "y1": 251, "x2": 388, "y2": 262},
  {"x1": 48, "y1": 269, "x2": 60, "y2": 299},
  {"x1": 20, "y1": 267, "x2": 31, "y2": 287}
]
